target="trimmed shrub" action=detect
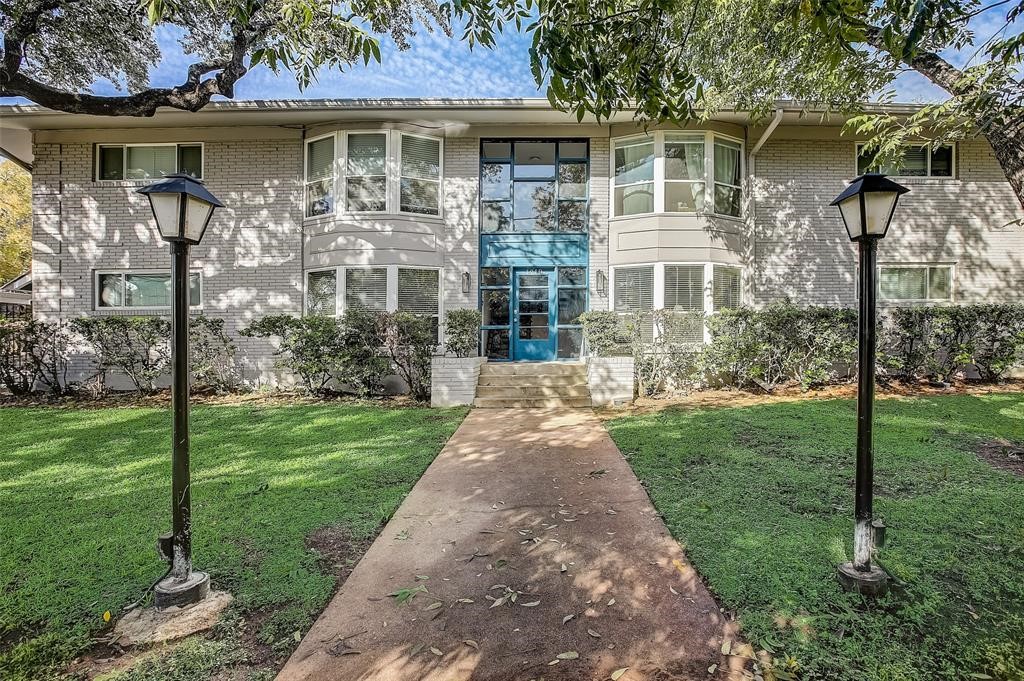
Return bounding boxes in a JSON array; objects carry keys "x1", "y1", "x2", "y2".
[
  {"x1": 579, "y1": 311, "x2": 630, "y2": 357},
  {"x1": 189, "y1": 315, "x2": 239, "y2": 393},
  {"x1": 71, "y1": 316, "x2": 171, "y2": 394},
  {"x1": 444, "y1": 308, "x2": 482, "y2": 358},
  {"x1": 241, "y1": 314, "x2": 345, "y2": 394},
  {"x1": 972, "y1": 305, "x2": 1024, "y2": 381},
  {"x1": 381, "y1": 311, "x2": 436, "y2": 401},
  {"x1": 337, "y1": 307, "x2": 390, "y2": 396},
  {"x1": 0, "y1": 318, "x2": 69, "y2": 395}
]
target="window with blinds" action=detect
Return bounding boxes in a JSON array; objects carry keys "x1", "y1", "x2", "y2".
[
  {"x1": 879, "y1": 265, "x2": 952, "y2": 301},
  {"x1": 398, "y1": 268, "x2": 441, "y2": 340},
  {"x1": 96, "y1": 144, "x2": 203, "y2": 181},
  {"x1": 713, "y1": 265, "x2": 741, "y2": 310},
  {"x1": 613, "y1": 266, "x2": 654, "y2": 341},
  {"x1": 305, "y1": 136, "x2": 335, "y2": 218},
  {"x1": 345, "y1": 268, "x2": 388, "y2": 311},
  {"x1": 96, "y1": 271, "x2": 201, "y2": 309},
  {"x1": 347, "y1": 133, "x2": 387, "y2": 212},
  {"x1": 306, "y1": 270, "x2": 337, "y2": 315},
  {"x1": 664, "y1": 265, "x2": 704, "y2": 311},
  {"x1": 400, "y1": 135, "x2": 441, "y2": 215},
  {"x1": 857, "y1": 143, "x2": 955, "y2": 178}
]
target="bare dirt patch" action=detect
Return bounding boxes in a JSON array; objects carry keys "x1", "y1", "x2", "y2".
[
  {"x1": 305, "y1": 525, "x2": 376, "y2": 590},
  {"x1": 594, "y1": 379, "x2": 1024, "y2": 419},
  {"x1": 975, "y1": 438, "x2": 1024, "y2": 477}
]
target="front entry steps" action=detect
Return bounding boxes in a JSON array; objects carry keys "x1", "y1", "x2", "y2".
[{"x1": 474, "y1": 362, "x2": 592, "y2": 408}]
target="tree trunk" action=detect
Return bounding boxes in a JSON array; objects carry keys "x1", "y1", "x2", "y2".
[{"x1": 866, "y1": 28, "x2": 1024, "y2": 212}]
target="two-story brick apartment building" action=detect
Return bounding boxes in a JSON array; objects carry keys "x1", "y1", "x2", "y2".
[{"x1": 1, "y1": 98, "x2": 1021, "y2": 384}]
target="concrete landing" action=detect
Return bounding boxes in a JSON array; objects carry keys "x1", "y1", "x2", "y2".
[{"x1": 277, "y1": 409, "x2": 744, "y2": 681}]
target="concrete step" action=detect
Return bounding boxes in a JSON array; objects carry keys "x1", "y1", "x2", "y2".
[
  {"x1": 479, "y1": 362, "x2": 587, "y2": 377},
  {"x1": 473, "y1": 396, "x2": 593, "y2": 409},
  {"x1": 476, "y1": 385, "x2": 592, "y2": 398},
  {"x1": 477, "y1": 375, "x2": 588, "y2": 388}
]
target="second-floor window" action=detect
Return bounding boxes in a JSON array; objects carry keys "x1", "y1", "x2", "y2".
[
  {"x1": 856, "y1": 143, "x2": 955, "y2": 178},
  {"x1": 96, "y1": 143, "x2": 203, "y2": 181},
  {"x1": 613, "y1": 131, "x2": 744, "y2": 219},
  {"x1": 304, "y1": 130, "x2": 443, "y2": 219}
]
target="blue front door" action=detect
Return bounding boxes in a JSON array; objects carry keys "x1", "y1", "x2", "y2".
[{"x1": 513, "y1": 268, "x2": 557, "y2": 361}]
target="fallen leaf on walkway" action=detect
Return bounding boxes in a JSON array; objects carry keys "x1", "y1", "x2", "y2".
[
  {"x1": 721, "y1": 640, "x2": 732, "y2": 655},
  {"x1": 430, "y1": 647, "x2": 443, "y2": 656},
  {"x1": 456, "y1": 598, "x2": 474, "y2": 604},
  {"x1": 415, "y1": 575, "x2": 430, "y2": 581},
  {"x1": 425, "y1": 601, "x2": 444, "y2": 611},
  {"x1": 587, "y1": 629, "x2": 601, "y2": 638},
  {"x1": 606, "y1": 508, "x2": 618, "y2": 515},
  {"x1": 464, "y1": 639, "x2": 479, "y2": 650},
  {"x1": 607, "y1": 598, "x2": 616, "y2": 606},
  {"x1": 520, "y1": 600, "x2": 541, "y2": 607},
  {"x1": 560, "y1": 563, "x2": 568, "y2": 572},
  {"x1": 707, "y1": 663, "x2": 718, "y2": 674},
  {"x1": 562, "y1": 614, "x2": 575, "y2": 624},
  {"x1": 103, "y1": 611, "x2": 111, "y2": 623},
  {"x1": 389, "y1": 585, "x2": 427, "y2": 604},
  {"x1": 548, "y1": 659, "x2": 561, "y2": 666},
  {"x1": 327, "y1": 640, "x2": 360, "y2": 656},
  {"x1": 669, "y1": 586, "x2": 679, "y2": 595},
  {"x1": 395, "y1": 529, "x2": 411, "y2": 540},
  {"x1": 557, "y1": 651, "x2": 579, "y2": 660},
  {"x1": 588, "y1": 469, "x2": 607, "y2": 477},
  {"x1": 479, "y1": 529, "x2": 498, "y2": 534},
  {"x1": 611, "y1": 668, "x2": 629, "y2": 680}
]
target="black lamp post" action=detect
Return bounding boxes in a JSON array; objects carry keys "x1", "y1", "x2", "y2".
[
  {"x1": 137, "y1": 174, "x2": 224, "y2": 608},
  {"x1": 830, "y1": 172, "x2": 909, "y2": 595}
]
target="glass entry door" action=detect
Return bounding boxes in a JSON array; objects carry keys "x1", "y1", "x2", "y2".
[{"x1": 512, "y1": 268, "x2": 557, "y2": 361}]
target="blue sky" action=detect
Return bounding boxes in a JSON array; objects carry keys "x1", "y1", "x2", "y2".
[{"x1": 6, "y1": 11, "x2": 1021, "y2": 106}]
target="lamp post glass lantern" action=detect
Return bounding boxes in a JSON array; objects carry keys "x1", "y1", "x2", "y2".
[
  {"x1": 830, "y1": 172, "x2": 909, "y2": 596},
  {"x1": 137, "y1": 174, "x2": 223, "y2": 608}
]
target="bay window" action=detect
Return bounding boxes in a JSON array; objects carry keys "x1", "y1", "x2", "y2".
[
  {"x1": 96, "y1": 143, "x2": 203, "y2": 181},
  {"x1": 302, "y1": 130, "x2": 445, "y2": 218},
  {"x1": 611, "y1": 263, "x2": 743, "y2": 343},
  {"x1": 96, "y1": 271, "x2": 201, "y2": 310},
  {"x1": 304, "y1": 266, "x2": 443, "y2": 335},
  {"x1": 612, "y1": 132, "x2": 744, "y2": 218}
]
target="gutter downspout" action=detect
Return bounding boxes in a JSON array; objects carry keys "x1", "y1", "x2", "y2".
[{"x1": 746, "y1": 108, "x2": 784, "y2": 307}]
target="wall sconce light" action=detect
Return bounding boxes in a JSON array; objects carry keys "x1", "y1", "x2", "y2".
[
  {"x1": 462, "y1": 271, "x2": 471, "y2": 294},
  {"x1": 596, "y1": 270, "x2": 607, "y2": 296}
]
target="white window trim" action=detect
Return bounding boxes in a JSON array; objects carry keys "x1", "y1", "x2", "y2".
[
  {"x1": 877, "y1": 262, "x2": 956, "y2": 304},
  {"x1": 397, "y1": 131, "x2": 444, "y2": 219},
  {"x1": 93, "y1": 269, "x2": 203, "y2": 311},
  {"x1": 303, "y1": 129, "x2": 445, "y2": 221},
  {"x1": 611, "y1": 131, "x2": 745, "y2": 220},
  {"x1": 854, "y1": 142, "x2": 957, "y2": 180},
  {"x1": 610, "y1": 262, "x2": 742, "y2": 343},
  {"x1": 95, "y1": 142, "x2": 205, "y2": 183},
  {"x1": 303, "y1": 264, "x2": 444, "y2": 331}
]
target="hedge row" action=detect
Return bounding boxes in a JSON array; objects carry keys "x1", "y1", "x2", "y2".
[
  {"x1": 0, "y1": 309, "x2": 483, "y2": 399},
  {"x1": 581, "y1": 302, "x2": 1024, "y2": 396}
]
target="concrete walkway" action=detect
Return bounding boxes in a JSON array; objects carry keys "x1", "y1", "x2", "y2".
[{"x1": 278, "y1": 409, "x2": 744, "y2": 681}]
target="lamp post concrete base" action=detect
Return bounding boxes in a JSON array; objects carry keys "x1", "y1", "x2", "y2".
[
  {"x1": 154, "y1": 571, "x2": 210, "y2": 609},
  {"x1": 837, "y1": 562, "x2": 890, "y2": 596}
]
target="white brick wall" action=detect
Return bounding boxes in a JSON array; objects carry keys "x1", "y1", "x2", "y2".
[
  {"x1": 751, "y1": 138, "x2": 1024, "y2": 306},
  {"x1": 32, "y1": 137, "x2": 304, "y2": 383}
]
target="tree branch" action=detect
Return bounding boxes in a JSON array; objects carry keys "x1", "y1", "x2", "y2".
[{"x1": 0, "y1": 2, "x2": 271, "y2": 116}]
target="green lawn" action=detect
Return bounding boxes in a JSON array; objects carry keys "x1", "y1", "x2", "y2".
[
  {"x1": 606, "y1": 393, "x2": 1024, "y2": 681},
  {"x1": 0, "y1": 404, "x2": 467, "y2": 681}
]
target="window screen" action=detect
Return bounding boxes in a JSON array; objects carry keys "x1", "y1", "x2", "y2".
[
  {"x1": 713, "y1": 266, "x2": 741, "y2": 310},
  {"x1": 398, "y1": 268, "x2": 440, "y2": 341},
  {"x1": 613, "y1": 141, "x2": 655, "y2": 216},
  {"x1": 345, "y1": 268, "x2": 387, "y2": 311},
  {"x1": 305, "y1": 136, "x2": 335, "y2": 218},
  {"x1": 664, "y1": 265, "x2": 704, "y2": 312},
  {"x1": 126, "y1": 146, "x2": 177, "y2": 180},
  {"x1": 97, "y1": 272, "x2": 200, "y2": 308},
  {"x1": 307, "y1": 270, "x2": 337, "y2": 315},
  {"x1": 879, "y1": 265, "x2": 953, "y2": 301},
  {"x1": 614, "y1": 266, "x2": 654, "y2": 341},
  {"x1": 400, "y1": 136, "x2": 441, "y2": 215},
  {"x1": 347, "y1": 134, "x2": 387, "y2": 212}
]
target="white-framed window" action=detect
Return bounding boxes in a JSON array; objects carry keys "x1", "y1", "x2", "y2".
[
  {"x1": 95, "y1": 143, "x2": 203, "y2": 181},
  {"x1": 879, "y1": 264, "x2": 953, "y2": 302},
  {"x1": 612, "y1": 138, "x2": 655, "y2": 217},
  {"x1": 611, "y1": 263, "x2": 742, "y2": 342},
  {"x1": 346, "y1": 132, "x2": 388, "y2": 212},
  {"x1": 611, "y1": 131, "x2": 744, "y2": 218},
  {"x1": 303, "y1": 130, "x2": 445, "y2": 220},
  {"x1": 305, "y1": 134, "x2": 336, "y2": 218},
  {"x1": 856, "y1": 143, "x2": 955, "y2": 178},
  {"x1": 95, "y1": 270, "x2": 202, "y2": 310},
  {"x1": 399, "y1": 133, "x2": 442, "y2": 216},
  {"x1": 304, "y1": 265, "x2": 442, "y2": 335}
]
